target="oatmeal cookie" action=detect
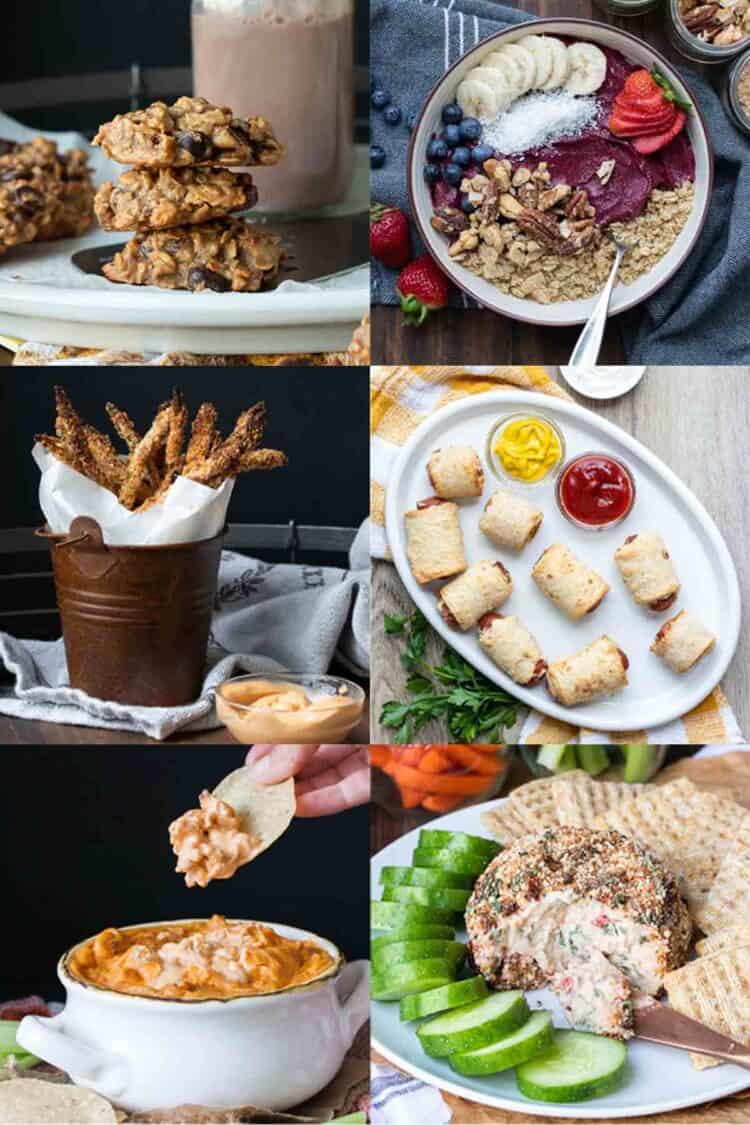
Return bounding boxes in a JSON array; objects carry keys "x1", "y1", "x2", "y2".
[
  {"x1": 0, "y1": 138, "x2": 93, "y2": 252},
  {"x1": 36, "y1": 148, "x2": 95, "y2": 239},
  {"x1": 102, "y1": 218, "x2": 284, "y2": 292},
  {"x1": 94, "y1": 96, "x2": 283, "y2": 169},
  {"x1": 95, "y1": 166, "x2": 258, "y2": 232}
]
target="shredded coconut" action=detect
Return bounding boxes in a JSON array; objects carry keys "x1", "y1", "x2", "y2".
[{"x1": 482, "y1": 91, "x2": 599, "y2": 157}]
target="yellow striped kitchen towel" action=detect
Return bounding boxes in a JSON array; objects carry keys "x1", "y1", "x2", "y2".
[{"x1": 370, "y1": 364, "x2": 742, "y2": 746}]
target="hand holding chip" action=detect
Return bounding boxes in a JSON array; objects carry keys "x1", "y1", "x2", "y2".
[{"x1": 245, "y1": 745, "x2": 370, "y2": 816}]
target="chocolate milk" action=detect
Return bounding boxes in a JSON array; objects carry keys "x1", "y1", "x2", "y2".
[{"x1": 192, "y1": 0, "x2": 354, "y2": 213}]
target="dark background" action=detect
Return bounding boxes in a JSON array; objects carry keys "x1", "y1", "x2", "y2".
[
  {"x1": 1, "y1": 0, "x2": 368, "y2": 136},
  {"x1": 0, "y1": 748, "x2": 369, "y2": 1000},
  {"x1": 0, "y1": 368, "x2": 368, "y2": 532}
]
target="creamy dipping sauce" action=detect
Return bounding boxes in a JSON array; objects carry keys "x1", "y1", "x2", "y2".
[
  {"x1": 67, "y1": 915, "x2": 335, "y2": 1001},
  {"x1": 216, "y1": 678, "x2": 363, "y2": 744}
]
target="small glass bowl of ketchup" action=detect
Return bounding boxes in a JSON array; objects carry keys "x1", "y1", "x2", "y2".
[{"x1": 556, "y1": 452, "x2": 635, "y2": 530}]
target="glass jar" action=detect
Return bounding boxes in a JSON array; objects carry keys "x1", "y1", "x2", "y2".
[
  {"x1": 191, "y1": 0, "x2": 354, "y2": 214},
  {"x1": 667, "y1": 0, "x2": 750, "y2": 64},
  {"x1": 592, "y1": 0, "x2": 661, "y2": 17},
  {"x1": 371, "y1": 746, "x2": 511, "y2": 819},
  {"x1": 722, "y1": 48, "x2": 750, "y2": 134}
]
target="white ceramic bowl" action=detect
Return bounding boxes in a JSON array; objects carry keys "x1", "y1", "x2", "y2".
[
  {"x1": 408, "y1": 18, "x2": 713, "y2": 327},
  {"x1": 17, "y1": 919, "x2": 369, "y2": 1113}
]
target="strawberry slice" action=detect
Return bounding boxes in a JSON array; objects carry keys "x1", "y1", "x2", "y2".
[
  {"x1": 632, "y1": 110, "x2": 686, "y2": 154},
  {"x1": 610, "y1": 107, "x2": 677, "y2": 134},
  {"x1": 623, "y1": 69, "x2": 661, "y2": 99}
]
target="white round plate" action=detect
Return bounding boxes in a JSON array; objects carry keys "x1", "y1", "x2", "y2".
[
  {"x1": 371, "y1": 796, "x2": 750, "y2": 1118},
  {"x1": 408, "y1": 18, "x2": 713, "y2": 328},
  {"x1": 559, "y1": 366, "x2": 647, "y2": 400},
  {"x1": 384, "y1": 390, "x2": 740, "y2": 731}
]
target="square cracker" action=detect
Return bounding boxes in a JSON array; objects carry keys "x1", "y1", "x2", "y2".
[
  {"x1": 696, "y1": 821, "x2": 750, "y2": 935},
  {"x1": 665, "y1": 946, "x2": 750, "y2": 1069},
  {"x1": 696, "y1": 924, "x2": 750, "y2": 958},
  {"x1": 480, "y1": 803, "x2": 532, "y2": 845},
  {"x1": 480, "y1": 771, "x2": 586, "y2": 844},
  {"x1": 557, "y1": 774, "x2": 647, "y2": 828}
]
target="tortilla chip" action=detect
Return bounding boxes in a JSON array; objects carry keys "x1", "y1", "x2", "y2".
[
  {"x1": 665, "y1": 947, "x2": 750, "y2": 1069},
  {"x1": 696, "y1": 924, "x2": 750, "y2": 958},
  {"x1": 0, "y1": 1079, "x2": 117, "y2": 1123},
  {"x1": 213, "y1": 769, "x2": 296, "y2": 858},
  {"x1": 696, "y1": 821, "x2": 750, "y2": 935},
  {"x1": 557, "y1": 775, "x2": 646, "y2": 828}
]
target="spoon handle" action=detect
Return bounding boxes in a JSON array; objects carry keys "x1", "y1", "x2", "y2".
[{"x1": 568, "y1": 244, "x2": 625, "y2": 370}]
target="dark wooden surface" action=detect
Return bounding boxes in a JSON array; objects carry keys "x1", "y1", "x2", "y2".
[{"x1": 373, "y1": 0, "x2": 714, "y2": 364}]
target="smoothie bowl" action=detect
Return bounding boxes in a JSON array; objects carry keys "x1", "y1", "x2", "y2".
[
  {"x1": 409, "y1": 18, "x2": 712, "y2": 326},
  {"x1": 17, "y1": 916, "x2": 369, "y2": 1112}
]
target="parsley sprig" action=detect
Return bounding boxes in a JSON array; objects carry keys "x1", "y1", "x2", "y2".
[{"x1": 380, "y1": 610, "x2": 522, "y2": 743}]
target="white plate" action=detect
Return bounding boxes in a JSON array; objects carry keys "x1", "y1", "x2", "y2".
[
  {"x1": 408, "y1": 18, "x2": 713, "y2": 328},
  {"x1": 384, "y1": 391, "x2": 740, "y2": 731},
  {"x1": 371, "y1": 796, "x2": 750, "y2": 1118}
]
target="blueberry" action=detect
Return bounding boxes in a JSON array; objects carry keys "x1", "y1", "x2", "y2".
[
  {"x1": 441, "y1": 102, "x2": 463, "y2": 125},
  {"x1": 407, "y1": 112, "x2": 418, "y2": 132},
  {"x1": 451, "y1": 146, "x2": 471, "y2": 167},
  {"x1": 427, "y1": 138, "x2": 448, "y2": 161},
  {"x1": 460, "y1": 194, "x2": 476, "y2": 214},
  {"x1": 471, "y1": 142, "x2": 495, "y2": 164},
  {"x1": 459, "y1": 117, "x2": 482, "y2": 143},
  {"x1": 371, "y1": 88, "x2": 391, "y2": 110},
  {"x1": 383, "y1": 104, "x2": 402, "y2": 126},
  {"x1": 370, "y1": 144, "x2": 386, "y2": 169},
  {"x1": 423, "y1": 162, "x2": 441, "y2": 184},
  {"x1": 442, "y1": 162, "x2": 463, "y2": 186},
  {"x1": 441, "y1": 124, "x2": 461, "y2": 147}
]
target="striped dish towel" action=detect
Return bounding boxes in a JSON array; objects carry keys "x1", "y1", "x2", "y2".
[
  {"x1": 370, "y1": 364, "x2": 743, "y2": 745},
  {"x1": 370, "y1": 1062, "x2": 451, "y2": 1123}
]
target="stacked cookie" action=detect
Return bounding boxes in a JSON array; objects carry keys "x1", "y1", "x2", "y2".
[
  {"x1": 93, "y1": 96, "x2": 285, "y2": 293},
  {"x1": 0, "y1": 136, "x2": 94, "y2": 258}
]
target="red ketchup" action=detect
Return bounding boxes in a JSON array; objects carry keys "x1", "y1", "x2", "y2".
[{"x1": 557, "y1": 453, "x2": 635, "y2": 528}]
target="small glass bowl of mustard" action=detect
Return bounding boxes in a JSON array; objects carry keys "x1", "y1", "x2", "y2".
[
  {"x1": 486, "y1": 412, "x2": 566, "y2": 487},
  {"x1": 215, "y1": 672, "x2": 365, "y2": 745}
]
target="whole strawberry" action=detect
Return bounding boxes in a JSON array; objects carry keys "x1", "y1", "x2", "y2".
[
  {"x1": 396, "y1": 254, "x2": 450, "y2": 326},
  {"x1": 370, "y1": 203, "x2": 410, "y2": 269}
]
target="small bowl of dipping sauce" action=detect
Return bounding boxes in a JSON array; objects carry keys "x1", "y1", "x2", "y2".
[
  {"x1": 556, "y1": 451, "x2": 635, "y2": 530},
  {"x1": 487, "y1": 412, "x2": 565, "y2": 486},
  {"x1": 216, "y1": 673, "x2": 365, "y2": 745}
]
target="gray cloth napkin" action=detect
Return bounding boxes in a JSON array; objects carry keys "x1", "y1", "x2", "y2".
[
  {"x1": 0, "y1": 526, "x2": 370, "y2": 741},
  {"x1": 371, "y1": 0, "x2": 750, "y2": 362}
]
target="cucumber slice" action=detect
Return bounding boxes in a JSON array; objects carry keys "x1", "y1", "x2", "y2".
[
  {"x1": 412, "y1": 847, "x2": 489, "y2": 877},
  {"x1": 372, "y1": 924, "x2": 456, "y2": 951},
  {"x1": 622, "y1": 744, "x2": 658, "y2": 783},
  {"x1": 372, "y1": 939, "x2": 465, "y2": 971},
  {"x1": 515, "y1": 1030, "x2": 627, "y2": 1103},
  {"x1": 400, "y1": 976, "x2": 488, "y2": 1022},
  {"x1": 417, "y1": 990, "x2": 529, "y2": 1057},
  {"x1": 383, "y1": 885, "x2": 470, "y2": 912},
  {"x1": 371, "y1": 900, "x2": 454, "y2": 930},
  {"x1": 449, "y1": 1011, "x2": 554, "y2": 1076},
  {"x1": 418, "y1": 829, "x2": 500, "y2": 860},
  {"x1": 576, "y1": 746, "x2": 610, "y2": 777},
  {"x1": 371, "y1": 957, "x2": 459, "y2": 1002},
  {"x1": 381, "y1": 865, "x2": 475, "y2": 891}
]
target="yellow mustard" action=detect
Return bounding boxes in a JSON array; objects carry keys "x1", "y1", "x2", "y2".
[{"x1": 493, "y1": 416, "x2": 562, "y2": 483}]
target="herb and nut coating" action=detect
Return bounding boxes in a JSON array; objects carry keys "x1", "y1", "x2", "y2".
[
  {"x1": 93, "y1": 96, "x2": 283, "y2": 169},
  {"x1": 465, "y1": 826, "x2": 692, "y2": 992},
  {"x1": 95, "y1": 166, "x2": 258, "y2": 232},
  {"x1": 102, "y1": 219, "x2": 284, "y2": 292}
]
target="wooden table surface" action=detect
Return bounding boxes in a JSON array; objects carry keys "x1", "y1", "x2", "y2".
[
  {"x1": 371, "y1": 750, "x2": 750, "y2": 1123},
  {"x1": 371, "y1": 367, "x2": 750, "y2": 741},
  {"x1": 372, "y1": 0, "x2": 715, "y2": 365}
]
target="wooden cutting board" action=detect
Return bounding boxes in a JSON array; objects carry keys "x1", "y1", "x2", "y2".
[{"x1": 373, "y1": 751, "x2": 750, "y2": 1124}]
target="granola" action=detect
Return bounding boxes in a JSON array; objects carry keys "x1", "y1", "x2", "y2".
[
  {"x1": 102, "y1": 218, "x2": 284, "y2": 292},
  {"x1": 94, "y1": 96, "x2": 283, "y2": 169},
  {"x1": 95, "y1": 166, "x2": 258, "y2": 232},
  {"x1": 678, "y1": 0, "x2": 750, "y2": 46},
  {"x1": 0, "y1": 137, "x2": 93, "y2": 253}
]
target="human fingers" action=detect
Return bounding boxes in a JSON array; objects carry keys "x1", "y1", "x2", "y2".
[
  {"x1": 244, "y1": 745, "x2": 319, "y2": 783},
  {"x1": 295, "y1": 745, "x2": 368, "y2": 779},
  {"x1": 295, "y1": 762, "x2": 371, "y2": 816}
]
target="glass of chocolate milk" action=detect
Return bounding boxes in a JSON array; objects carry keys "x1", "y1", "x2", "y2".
[{"x1": 192, "y1": 0, "x2": 354, "y2": 213}]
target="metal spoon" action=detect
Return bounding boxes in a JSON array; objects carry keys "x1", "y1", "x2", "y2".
[{"x1": 567, "y1": 237, "x2": 633, "y2": 369}]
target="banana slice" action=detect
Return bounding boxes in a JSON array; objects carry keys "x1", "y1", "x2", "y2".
[
  {"x1": 564, "y1": 41, "x2": 608, "y2": 95},
  {"x1": 540, "y1": 36, "x2": 570, "y2": 91},
  {"x1": 456, "y1": 76, "x2": 499, "y2": 121},
  {"x1": 496, "y1": 43, "x2": 537, "y2": 95},
  {"x1": 467, "y1": 67, "x2": 513, "y2": 113},
  {"x1": 518, "y1": 34, "x2": 553, "y2": 89},
  {"x1": 482, "y1": 50, "x2": 526, "y2": 102}
]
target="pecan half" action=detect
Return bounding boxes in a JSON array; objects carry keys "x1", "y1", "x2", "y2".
[
  {"x1": 682, "y1": 4, "x2": 719, "y2": 29},
  {"x1": 430, "y1": 205, "x2": 469, "y2": 237}
]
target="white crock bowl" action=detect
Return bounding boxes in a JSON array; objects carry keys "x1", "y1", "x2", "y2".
[
  {"x1": 17, "y1": 919, "x2": 369, "y2": 1113},
  {"x1": 408, "y1": 17, "x2": 713, "y2": 327}
]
